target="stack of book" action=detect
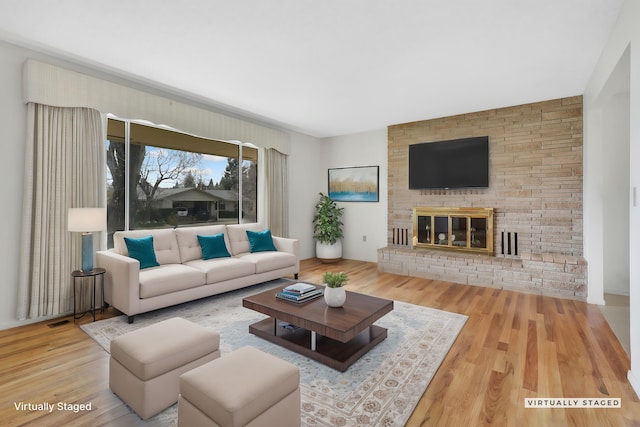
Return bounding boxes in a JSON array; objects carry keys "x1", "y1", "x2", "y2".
[{"x1": 276, "y1": 283, "x2": 323, "y2": 303}]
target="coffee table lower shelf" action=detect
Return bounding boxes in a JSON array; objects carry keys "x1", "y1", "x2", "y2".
[{"x1": 248, "y1": 318, "x2": 387, "y2": 372}]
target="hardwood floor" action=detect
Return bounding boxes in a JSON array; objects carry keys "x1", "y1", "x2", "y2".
[{"x1": 1, "y1": 258, "x2": 638, "y2": 426}]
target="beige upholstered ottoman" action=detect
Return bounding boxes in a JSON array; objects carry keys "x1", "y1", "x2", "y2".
[
  {"x1": 110, "y1": 317, "x2": 220, "y2": 420},
  {"x1": 178, "y1": 346, "x2": 300, "y2": 427}
]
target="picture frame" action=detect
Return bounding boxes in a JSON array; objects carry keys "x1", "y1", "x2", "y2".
[{"x1": 328, "y1": 166, "x2": 379, "y2": 202}]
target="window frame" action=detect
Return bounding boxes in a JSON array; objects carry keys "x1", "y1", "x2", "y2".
[{"x1": 106, "y1": 116, "x2": 259, "y2": 244}]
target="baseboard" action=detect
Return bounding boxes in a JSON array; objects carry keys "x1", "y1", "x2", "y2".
[
  {"x1": 604, "y1": 289, "x2": 630, "y2": 297},
  {"x1": 0, "y1": 311, "x2": 73, "y2": 331},
  {"x1": 587, "y1": 295, "x2": 606, "y2": 305},
  {"x1": 627, "y1": 370, "x2": 640, "y2": 400}
]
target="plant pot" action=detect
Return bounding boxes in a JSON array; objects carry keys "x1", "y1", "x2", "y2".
[
  {"x1": 324, "y1": 286, "x2": 346, "y2": 307},
  {"x1": 316, "y1": 240, "x2": 342, "y2": 263}
]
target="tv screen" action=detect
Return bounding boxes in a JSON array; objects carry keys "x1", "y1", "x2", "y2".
[{"x1": 409, "y1": 136, "x2": 489, "y2": 189}]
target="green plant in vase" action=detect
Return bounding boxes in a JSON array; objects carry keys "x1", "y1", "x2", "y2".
[
  {"x1": 322, "y1": 271, "x2": 349, "y2": 288},
  {"x1": 313, "y1": 192, "x2": 344, "y2": 262},
  {"x1": 323, "y1": 271, "x2": 348, "y2": 307}
]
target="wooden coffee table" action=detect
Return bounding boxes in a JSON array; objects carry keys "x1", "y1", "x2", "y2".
[{"x1": 242, "y1": 284, "x2": 393, "y2": 371}]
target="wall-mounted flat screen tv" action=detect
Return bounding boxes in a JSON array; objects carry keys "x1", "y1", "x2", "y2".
[
  {"x1": 409, "y1": 136, "x2": 489, "y2": 189},
  {"x1": 409, "y1": 136, "x2": 489, "y2": 190}
]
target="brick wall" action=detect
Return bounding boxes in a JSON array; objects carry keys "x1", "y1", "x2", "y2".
[{"x1": 381, "y1": 96, "x2": 587, "y2": 299}]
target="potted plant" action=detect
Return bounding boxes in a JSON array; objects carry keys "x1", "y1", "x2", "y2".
[
  {"x1": 312, "y1": 192, "x2": 344, "y2": 263},
  {"x1": 323, "y1": 271, "x2": 348, "y2": 307}
]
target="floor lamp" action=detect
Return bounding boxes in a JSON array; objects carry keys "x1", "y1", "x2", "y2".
[{"x1": 68, "y1": 208, "x2": 107, "y2": 272}]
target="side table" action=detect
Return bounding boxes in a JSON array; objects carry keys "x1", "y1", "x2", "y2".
[{"x1": 71, "y1": 268, "x2": 106, "y2": 322}]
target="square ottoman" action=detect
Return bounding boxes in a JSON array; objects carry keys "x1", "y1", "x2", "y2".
[
  {"x1": 178, "y1": 346, "x2": 300, "y2": 427},
  {"x1": 110, "y1": 317, "x2": 220, "y2": 420}
]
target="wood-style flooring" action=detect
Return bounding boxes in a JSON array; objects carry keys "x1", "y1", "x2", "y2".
[{"x1": 1, "y1": 258, "x2": 638, "y2": 426}]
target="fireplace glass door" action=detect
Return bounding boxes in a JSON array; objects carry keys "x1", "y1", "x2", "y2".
[
  {"x1": 434, "y1": 216, "x2": 448, "y2": 245},
  {"x1": 417, "y1": 215, "x2": 432, "y2": 244},
  {"x1": 470, "y1": 217, "x2": 487, "y2": 249},
  {"x1": 412, "y1": 207, "x2": 493, "y2": 255}
]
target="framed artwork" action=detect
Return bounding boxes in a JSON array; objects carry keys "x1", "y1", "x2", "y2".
[{"x1": 328, "y1": 166, "x2": 379, "y2": 202}]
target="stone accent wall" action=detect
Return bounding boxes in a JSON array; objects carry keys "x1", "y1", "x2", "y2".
[{"x1": 380, "y1": 96, "x2": 587, "y2": 299}]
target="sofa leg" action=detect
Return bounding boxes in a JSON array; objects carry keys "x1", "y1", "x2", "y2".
[
  {"x1": 294, "y1": 273, "x2": 299, "y2": 280},
  {"x1": 128, "y1": 316, "x2": 135, "y2": 324}
]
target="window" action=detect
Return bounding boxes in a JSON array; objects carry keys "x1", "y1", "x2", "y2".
[{"x1": 106, "y1": 118, "x2": 258, "y2": 247}]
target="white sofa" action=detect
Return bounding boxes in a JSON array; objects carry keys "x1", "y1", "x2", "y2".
[{"x1": 96, "y1": 223, "x2": 299, "y2": 323}]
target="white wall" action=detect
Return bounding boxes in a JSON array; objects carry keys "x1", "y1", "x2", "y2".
[
  {"x1": 603, "y1": 90, "x2": 630, "y2": 295},
  {"x1": 286, "y1": 128, "x2": 389, "y2": 263},
  {"x1": 321, "y1": 129, "x2": 388, "y2": 263},
  {"x1": 583, "y1": 0, "x2": 640, "y2": 397},
  {"x1": 287, "y1": 131, "x2": 325, "y2": 259}
]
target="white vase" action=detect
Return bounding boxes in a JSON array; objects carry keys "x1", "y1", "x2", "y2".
[
  {"x1": 324, "y1": 286, "x2": 346, "y2": 307},
  {"x1": 316, "y1": 240, "x2": 342, "y2": 263}
]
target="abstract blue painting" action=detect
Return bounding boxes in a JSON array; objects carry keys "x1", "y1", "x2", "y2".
[{"x1": 328, "y1": 166, "x2": 379, "y2": 202}]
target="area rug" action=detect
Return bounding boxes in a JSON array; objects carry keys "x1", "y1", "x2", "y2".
[{"x1": 81, "y1": 279, "x2": 467, "y2": 426}]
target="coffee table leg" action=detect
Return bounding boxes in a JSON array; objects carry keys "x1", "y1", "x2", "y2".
[
  {"x1": 273, "y1": 318, "x2": 277, "y2": 335},
  {"x1": 311, "y1": 331, "x2": 316, "y2": 351}
]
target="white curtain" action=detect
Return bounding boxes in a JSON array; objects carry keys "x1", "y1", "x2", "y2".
[
  {"x1": 17, "y1": 104, "x2": 105, "y2": 320},
  {"x1": 264, "y1": 148, "x2": 289, "y2": 237}
]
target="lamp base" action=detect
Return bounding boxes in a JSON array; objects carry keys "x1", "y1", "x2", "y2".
[{"x1": 81, "y1": 233, "x2": 94, "y2": 272}]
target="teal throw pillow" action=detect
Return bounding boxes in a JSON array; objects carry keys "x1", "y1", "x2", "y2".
[
  {"x1": 198, "y1": 233, "x2": 231, "y2": 260},
  {"x1": 246, "y1": 229, "x2": 277, "y2": 253},
  {"x1": 124, "y1": 236, "x2": 159, "y2": 269}
]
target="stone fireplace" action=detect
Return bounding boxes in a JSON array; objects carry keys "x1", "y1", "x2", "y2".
[{"x1": 378, "y1": 97, "x2": 587, "y2": 300}]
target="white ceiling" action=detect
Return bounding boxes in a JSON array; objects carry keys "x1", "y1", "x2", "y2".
[{"x1": 0, "y1": 0, "x2": 624, "y2": 138}]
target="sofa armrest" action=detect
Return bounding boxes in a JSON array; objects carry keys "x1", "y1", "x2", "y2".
[
  {"x1": 96, "y1": 250, "x2": 141, "y2": 316},
  {"x1": 272, "y1": 236, "x2": 300, "y2": 274}
]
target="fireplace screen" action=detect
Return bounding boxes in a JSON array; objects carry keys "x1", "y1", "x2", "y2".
[{"x1": 412, "y1": 207, "x2": 494, "y2": 255}]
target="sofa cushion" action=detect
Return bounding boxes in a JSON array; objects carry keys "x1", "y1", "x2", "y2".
[
  {"x1": 235, "y1": 251, "x2": 297, "y2": 274},
  {"x1": 246, "y1": 229, "x2": 277, "y2": 253},
  {"x1": 227, "y1": 223, "x2": 264, "y2": 256},
  {"x1": 123, "y1": 236, "x2": 160, "y2": 269},
  {"x1": 175, "y1": 225, "x2": 231, "y2": 262},
  {"x1": 184, "y1": 258, "x2": 256, "y2": 284},
  {"x1": 114, "y1": 229, "x2": 181, "y2": 265},
  {"x1": 139, "y1": 265, "x2": 206, "y2": 299},
  {"x1": 198, "y1": 234, "x2": 231, "y2": 260}
]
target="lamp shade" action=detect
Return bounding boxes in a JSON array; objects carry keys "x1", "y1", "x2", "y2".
[{"x1": 68, "y1": 208, "x2": 107, "y2": 232}]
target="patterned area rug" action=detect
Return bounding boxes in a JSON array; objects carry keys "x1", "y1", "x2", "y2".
[{"x1": 81, "y1": 279, "x2": 467, "y2": 426}]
